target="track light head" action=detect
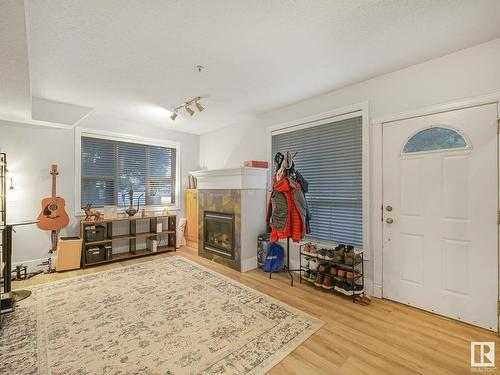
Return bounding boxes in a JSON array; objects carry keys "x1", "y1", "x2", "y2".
[
  {"x1": 185, "y1": 106, "x2": 194, "y2": 116},
  {"x1": 195, "y1": 101, "x2": 204, "y2": 112},
  {"x1": 170, "y1": 111, "x2": 178, "y2": 121}
]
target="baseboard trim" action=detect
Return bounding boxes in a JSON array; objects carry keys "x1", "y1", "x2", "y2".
[{"x1": 372, "y1": 282, "x2": 383, "y2": 298}]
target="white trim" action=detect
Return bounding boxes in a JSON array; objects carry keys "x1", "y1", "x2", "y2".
[
  {"x1": 266, "y1": 101, "x2": 371, "y2": 259},
  {"x1": 497, "y1": 100, "x2": 500, "y2": 333},
  {"x1": 374, "y1": 92, "x2": 500, "y2": 303},
  {"x1": 0, "y1": 115, "x2": 75, "y2": 130},
  {"x1": 373, "y1": 91, "x2": 500, "y2": 125},
  {"x1": 74, "y1": 127, "x2": 181, "y2": 215},
  {"x1": 78, "y1": 127, "x2": 181, "y2": 149}
]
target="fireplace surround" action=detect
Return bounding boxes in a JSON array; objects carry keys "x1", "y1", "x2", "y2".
[{"x1": 191, "y1": 167, "x2": 268, "y2": 272}]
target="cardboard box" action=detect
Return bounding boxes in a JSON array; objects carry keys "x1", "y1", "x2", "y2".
[{"x1": 244, "y1": 160, "x2": 269, "y2": 168}]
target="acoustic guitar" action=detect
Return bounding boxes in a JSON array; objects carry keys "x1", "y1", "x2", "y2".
[{"x1": 37, "y1": 164, "x2": 69, "y2": 231}]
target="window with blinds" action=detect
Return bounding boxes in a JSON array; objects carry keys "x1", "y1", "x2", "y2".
[
  {"x1": 271, "y1": 116, "x2": 362, "y2": 247},
  {"x1": 81, "y1": 136, "x2": 177, "y2": 208}
]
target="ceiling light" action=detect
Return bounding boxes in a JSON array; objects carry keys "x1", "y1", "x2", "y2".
[
  {"x1": 185, "y1": 106, "x2": 194, "y2": 116},
  {"x1": 195, "y1": 101, "x2": 204, "y2": 112},
  {"x1": 170, "y1": 111, "x2": 178, "y2": 121}
]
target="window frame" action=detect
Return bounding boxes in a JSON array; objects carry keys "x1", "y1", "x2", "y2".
[
  {"x1": 75, "y1": 127, "x2": 181, "y2": 215},
  {"x1": 400, "y1": 125, "x2": 471, "y2": 156},
  {"x1": 266, "y1": 102, "x2": 370, "y2": 257}
]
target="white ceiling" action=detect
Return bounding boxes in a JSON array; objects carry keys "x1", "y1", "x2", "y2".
[{"x1": 7, "y1": 1, "x2": 500, "y2": 134}]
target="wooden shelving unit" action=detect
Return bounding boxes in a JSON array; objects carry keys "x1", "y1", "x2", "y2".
[{"x1": 80, "y1": 214, "x2": 176, "y2": 268}]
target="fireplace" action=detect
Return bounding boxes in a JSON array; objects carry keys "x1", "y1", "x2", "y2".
[{"x1": 203, "y1": 211, "x2": 235, "y2": 259}]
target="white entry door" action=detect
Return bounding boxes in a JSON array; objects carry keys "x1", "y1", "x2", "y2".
[{"x1": 382, "y1": 103, "x2": 498, "y2": 331}]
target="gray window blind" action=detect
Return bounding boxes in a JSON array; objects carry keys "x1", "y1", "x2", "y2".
[
  {"x1": 272, "y1": 116, "x2": 362, "y2": 247},
  {"x1": 81, "y1": 136, "x2": 176, "y2": 208}
]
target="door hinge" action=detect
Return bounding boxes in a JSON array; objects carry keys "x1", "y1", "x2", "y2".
[
  {"x1": 498, "y1": 211, "x2": 500, "y2": 225},
  {"x1": 381, "y1": 204, "x2": 384, "y2": 222},
  {"x1": 497, "y1": 300, "x2": 500, "y2": 314},
  {"x1": 497, "y1": 119, "x2": 500, "y2": 134}
]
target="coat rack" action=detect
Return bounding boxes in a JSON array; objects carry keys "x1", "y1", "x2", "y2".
[{"x1": 268, "y1": 237, "x2": 301, "y2": 286}]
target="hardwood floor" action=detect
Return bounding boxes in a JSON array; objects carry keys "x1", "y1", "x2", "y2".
[{"x1": 13, "y1": 246, "x2": 500, "y2": 374}]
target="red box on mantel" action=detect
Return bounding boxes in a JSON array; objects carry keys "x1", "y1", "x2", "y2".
[{"x1": 244, "y1": 160, "x2": 269, "y2": 168}]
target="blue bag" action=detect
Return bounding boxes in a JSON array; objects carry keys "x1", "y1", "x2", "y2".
[{"x1": 262, "y1": 242, "x2": 284, "y2": 273}]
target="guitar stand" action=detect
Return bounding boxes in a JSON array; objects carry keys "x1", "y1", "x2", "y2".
[
  {"x1": 268, "y1": 238, "x2": 301, "y2": 286},
  {"x1": 44, "y1": 229, "x2": 58, "y2": 274}
]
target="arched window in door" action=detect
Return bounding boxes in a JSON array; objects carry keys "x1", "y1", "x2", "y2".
[{"x1": 402, "y1": 126, "x2": 470, "y2": 154}]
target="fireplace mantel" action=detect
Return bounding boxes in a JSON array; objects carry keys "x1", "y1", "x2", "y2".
[{"x1": 190, "y1": 167, "x2": 269, "y2": 190}]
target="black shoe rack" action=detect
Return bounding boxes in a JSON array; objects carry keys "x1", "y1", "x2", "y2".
[{"x1": 298, "y1": 243, "x2": 364, "y2": 302}]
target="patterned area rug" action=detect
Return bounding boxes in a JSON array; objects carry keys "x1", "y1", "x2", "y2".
[{"x1": 0, "y1": 256, "x2": 323, "y2": 374}]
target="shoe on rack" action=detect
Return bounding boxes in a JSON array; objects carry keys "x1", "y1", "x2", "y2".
[
  {"x1": 307, "y1": 271, "x2": 317, "y2": 283},
  {"x1": 302, "y1": 270, "x2": 311, "y2": 281},
  {"x1": 301, "y1": 255, "x2": 310, "y2": 268},
  {"x1": 314, "y1": 273, "x2": 325, "y2": 287},
  {"x1": 302, "y1": 242, "x2": 314, "y2": 255},
  {"x1": 317, "y1": 248, "x2": 328, "y2": 259},
  {"x1": 346, "y1": 271, "x2": 361, "y2": 280},
  {"x1": 334, "y1": 281, "x2": 364, "y2": 296},
  {"x1": 337, "y1": 269, "x2": 346, "y2": 279},
  {"x1": 344, "y1": 248, "x2": 362, "y2": 266},
  {"x1": 308, "y1": 258, "x2": 319, "y2": 271},
  {"x1": 318, "y1": 263, "x2": 329, "y2": 273},
  {"x1": 332, "y1": 245, "x2": 345, "y2": 264},
  {"x1": 330, "y1": 266, "x2": 338, "y2": 276},
  {"x1": 322, "y1": 275, "x2": 334, "y2": 290},
  {"x1": 309, "y1": 247, "x2": 319, "y2": 258},
  {"x1": 324, "y1": 249, "x2": 335, "y2": 261}
]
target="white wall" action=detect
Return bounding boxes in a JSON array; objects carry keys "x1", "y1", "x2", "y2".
[
  {"x1": 200, "y1": 38, "x2": 500, "y2": 169},
  {"x1": 199, "y1": 38, "x2": 500, "y2": 292},
  {"x1": 0, "y1": 117, "x2": 199, "y2": 269}
]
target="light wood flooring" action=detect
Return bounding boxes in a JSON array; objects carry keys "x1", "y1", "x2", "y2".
[{"x1": 13, "y1": 246, "x2": 500, "y2": 374}]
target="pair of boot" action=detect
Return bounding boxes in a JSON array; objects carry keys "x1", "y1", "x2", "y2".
[
  {"x1": 313, "y1": 273, "x2": 334, "y2": 290},
  {"x1": 344, "y1": 246, "x2": 362, "y2": 266}
]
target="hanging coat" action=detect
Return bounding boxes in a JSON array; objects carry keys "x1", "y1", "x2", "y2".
[{"x1": 267, "y1": 173, "x2": 306, "y2": 243}]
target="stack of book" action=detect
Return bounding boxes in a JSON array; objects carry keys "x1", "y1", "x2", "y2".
[{"x1": 188, "y1": 175, "x2": 197, "y2": 189}]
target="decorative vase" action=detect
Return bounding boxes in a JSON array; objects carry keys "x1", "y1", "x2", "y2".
[{"x1": 125, "y1": 188, "x2": 137, "y2": 217}]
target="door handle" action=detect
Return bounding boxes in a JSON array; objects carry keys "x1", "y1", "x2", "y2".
[{"x1": 386, "y1": 218, "x2": 394, "y2": 224}]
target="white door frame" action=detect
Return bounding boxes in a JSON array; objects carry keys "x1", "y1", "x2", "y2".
[{"x1": 372, "y1": 92, "x2": 500, "y2": 307}]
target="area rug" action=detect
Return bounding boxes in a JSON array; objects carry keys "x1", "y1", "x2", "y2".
[{"x1": 0, "y1": 256, "x2": 323, "y2": 374}]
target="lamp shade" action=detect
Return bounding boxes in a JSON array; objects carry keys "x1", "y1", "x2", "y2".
[{"x1": 161, "y1": 196, "x2": 172, "y2": 205}]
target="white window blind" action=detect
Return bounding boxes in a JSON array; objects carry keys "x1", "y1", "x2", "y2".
[
  {"x1": 271, "y1": 116, "x2": 362, "y2": 247},
  {"x1": 81, "y1": 136, "x2": 176, "y2": 208}
]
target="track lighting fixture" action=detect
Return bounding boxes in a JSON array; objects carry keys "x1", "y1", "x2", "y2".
[
  {"x1": 195, "y1": 101, "x2": 204, "y2": 112},
  {"x1": 170, "y1": 96, "x2": 205, "y2": 121}
]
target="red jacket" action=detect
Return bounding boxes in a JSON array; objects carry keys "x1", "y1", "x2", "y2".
[{"x1": 267, "y1": 173, "x2": 305, "y2": 243}]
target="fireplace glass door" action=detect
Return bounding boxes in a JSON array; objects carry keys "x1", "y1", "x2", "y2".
[{"x1": 204, "y1": 212, "x2": 234, "y2": 258}]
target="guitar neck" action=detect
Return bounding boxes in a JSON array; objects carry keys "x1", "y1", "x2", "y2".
[{"x1": 52, "y1": 174, "x2": 57, "y2": 198}]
